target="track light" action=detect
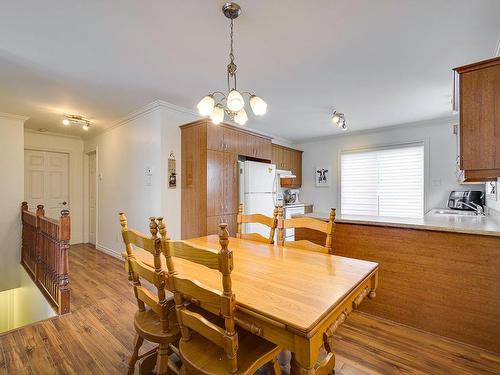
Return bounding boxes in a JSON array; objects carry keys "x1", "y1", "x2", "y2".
[
  {"x1": 62, "y1": 114, "x2": 92, "y2": 131},
  {"x1": 332, "y1": 111, "x2": 347, "y2": 130}
]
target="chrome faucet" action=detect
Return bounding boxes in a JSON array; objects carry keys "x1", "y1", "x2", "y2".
[{"x1": 457, "y1": 201, "x2": 485, "y2": 216}]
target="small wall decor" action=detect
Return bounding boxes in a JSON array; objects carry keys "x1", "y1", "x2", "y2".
[
  {"x1": 486, "y1": 180, "x2": 497, "y2": 201},
  {"x1": 315, "y1": 166, "x2": 330, "y2": 187},
  {"x1": 168, "y1": 151, "x2": 176, "y2": 188}
]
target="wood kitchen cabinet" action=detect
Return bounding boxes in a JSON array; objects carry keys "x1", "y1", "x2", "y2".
[
  {"x1": 206, "y1": 150, "x2": 224, "y2": 216},
  {"x1": 223, "y1": 152, "x2": 239, "y2": 215},
  {"x1": 271, "y1": 144, "x2": 303, "y2": 188},
  {"x1": 181, "y1": 119, "x2": 273, "y2": 238},
  {"x1": 454, "y1": 57, "x2": 500, "y2": 182}
]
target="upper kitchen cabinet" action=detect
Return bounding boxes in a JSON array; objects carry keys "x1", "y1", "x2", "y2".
[
  {"x1": 272, "y1": 144, "x2": 303, "y2": 188},
  {"x1": 454, "y1": 57, "x2": 500, "y2": 182}
]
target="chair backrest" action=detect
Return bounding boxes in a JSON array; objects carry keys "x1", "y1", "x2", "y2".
[
  {"x1": 161, "y1": 224, "x2": 238, "y2": 373},
  {"x1": 236, "y1": 203, "x2": 278, "y2": 244},
  {"x1": 277, "y1": 208, "x2": 336, "y2": 253},
  {"x1": 119, "y1": 213, "x2": 173, "y2": 334}
]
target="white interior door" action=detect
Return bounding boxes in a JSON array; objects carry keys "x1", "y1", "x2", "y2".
[
  {"x1": 24, "y1": 150, "x2": 69, "y2": 219},
  {"x1": 88, "y1": 152, "x2": 96, "y2": 245}
]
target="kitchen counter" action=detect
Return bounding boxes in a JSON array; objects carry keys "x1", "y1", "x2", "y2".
[
  {"x1": 292, "y1": 208, "x2": 500, "y2": 352},
  {"x1": 293, "y1": 209, "x2": 500, "y2": 237}
]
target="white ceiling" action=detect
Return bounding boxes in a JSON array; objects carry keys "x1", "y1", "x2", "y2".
[{"x1": 0, "y1": 0, "x2": 499, "y2": 141}]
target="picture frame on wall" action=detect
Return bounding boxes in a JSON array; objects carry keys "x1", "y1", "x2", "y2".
[
  {"x1": 315, "y1": 166, "x2": 330, "y2": 187},
  {"x1": 486, "y1": 181, "x2": 497, "y2": 201}
]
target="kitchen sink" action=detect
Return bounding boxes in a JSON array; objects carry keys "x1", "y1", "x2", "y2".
[{"x1": 432, "y1": 209, "x2": 479, "y2": 216}]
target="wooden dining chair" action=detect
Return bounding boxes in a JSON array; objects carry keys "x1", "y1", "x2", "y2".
[
  {"x1": 236, "y1": 203, "x2": 278, "y2": 244},
  {"x1": 277, "y1": 208, "x2": 336, "y2": 254},
  {"x1": 162, "y1": 223, "x2": 282, "y2": 375},
  {"x1": 120, "y1": 213, "x2": 180, "y2": 375}
]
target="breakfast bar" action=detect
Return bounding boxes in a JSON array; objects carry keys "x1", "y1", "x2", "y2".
[{"x1": 294, "y1": 210, "x2": 500, "y2": 353}]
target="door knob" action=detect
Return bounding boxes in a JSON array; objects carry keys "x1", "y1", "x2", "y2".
[{"x1": 60, "y1": 201, "x2": 67, "y2": 205}]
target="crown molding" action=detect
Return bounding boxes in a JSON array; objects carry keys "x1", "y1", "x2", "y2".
[
  {"x1": 0, "y1": 112, "x2": 30, "y2": 121},
  {"x1": 296, "y1": 115, "x2": 459, "y2": 144},
  {"x1": 24, "y1": 128, "x2": 83, "y2": 140},
  {"x1": 86, "y1": 99, "x2": 296, "y2": 145},
  {"x1": 87, "y1": 99, "x2": 199, "y2": 140}
]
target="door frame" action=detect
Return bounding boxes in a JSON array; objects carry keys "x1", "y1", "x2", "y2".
[
  {"x1": 84, "y1": 148, "x2": 99, "y2": 246},
  {"x1": 24, "y1": 147, "x2": 71, "y2": 214}
]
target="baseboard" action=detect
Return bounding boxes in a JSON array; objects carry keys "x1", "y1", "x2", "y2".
[{"x1": 95, "y1": 243, "x2": 122, "y2": 260}]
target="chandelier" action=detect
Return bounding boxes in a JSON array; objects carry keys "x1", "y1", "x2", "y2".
[
  {"x1": 62, "y1": 114, "x2": 91, "y2": 131},
  {"x1": 197, "y1": 2, "x2": 267, "y2": 126}
]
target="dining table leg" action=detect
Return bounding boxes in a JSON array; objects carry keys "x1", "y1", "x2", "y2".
[{"x1": 290, "y1": 353, "x2": 317, "y2": 375}]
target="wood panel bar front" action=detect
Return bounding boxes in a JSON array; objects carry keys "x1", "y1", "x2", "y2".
[{"x1": 319, "y1": 222, "x2": 500, "y2": 354}]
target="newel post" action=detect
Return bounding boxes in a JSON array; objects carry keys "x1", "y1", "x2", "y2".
[{"x1": 58, "y1": 209, "x2": 71, "y2": 314}]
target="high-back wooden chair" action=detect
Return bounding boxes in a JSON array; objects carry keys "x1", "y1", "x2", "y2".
[
  {"x1": 277, "y1": 208, "x2": 336, "y2": 254},
  {"x1": 120, "y1": 213, "x2": 180, "y2": 375},
  {"x1": 236, "y1": 203, "x2": 278, "y2": 244},
  {"x1": 162, "y1": 224, "x2": 281, "y2": 375}
]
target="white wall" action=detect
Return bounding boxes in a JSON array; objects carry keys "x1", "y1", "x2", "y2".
[
  {"x1": 0, "y1": 113, "x2": 26, "y2": 291},
  {"x1": 84, "y1": 101, "x2": 197, "y2": 258},
  {"x1": 24, "y1": 130, "x2": 84, "y2": 244},
  {"x1": 297, "y1": 116, "x2": 483, "y2": 214},
  {"x1": 159, "y1": 107, "x2": 200, "y2": 240}
]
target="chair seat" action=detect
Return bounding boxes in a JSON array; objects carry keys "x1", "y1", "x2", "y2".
[
  {"x1": 284, "y1": 240, "x2": 329, "y2": 254},
  {"x1": 179, "y1": 329, "x2": 281, "y2": 375},
  {"x1": 134, "y1": 308, "x2": 180, "y2": 344}
]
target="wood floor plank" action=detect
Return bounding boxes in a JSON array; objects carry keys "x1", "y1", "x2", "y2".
[
  {"x1": 1, "y1": 243, "x2": 499, "y2": 375},
  {"x1": 0, "y1": 331, "x2": 33, "y2": 375}
]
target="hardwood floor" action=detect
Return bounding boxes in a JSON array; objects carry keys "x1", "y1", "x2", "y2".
[{"x1": 1, "y1": 243, "x2": 499, "y2": 374}]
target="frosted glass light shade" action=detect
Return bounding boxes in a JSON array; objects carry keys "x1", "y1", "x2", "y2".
[
  {"x1": 250, "y1": 95, "x2": 267, "y2": 115},
  {"x1": 62, "y1": 119, "x2": 70, "y2": 126},
  {"x1": 82, "y1": 124, "x2": 89, "y2": 131},
  {"x1": 332, "y1": 114, "x2": 340, "y2": 124},
  {"x1": 227, "y1": 90, "x2": 244, "y2": 112},
  {"x1": 210, "y1": 105, "x2": 224, "y2": 124},
  {"x1": 197, "y1": 95, "x2": 215, "y2": 116},
  {"x1": 234, "y1": 108, "x2": 248, "y2": 125}
]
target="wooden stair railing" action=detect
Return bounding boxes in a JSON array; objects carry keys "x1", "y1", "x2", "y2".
[{"x1": 21, "y1": 202, "x2": 71, "y2": 315}]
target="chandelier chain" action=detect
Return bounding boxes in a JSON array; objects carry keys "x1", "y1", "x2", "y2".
[{"x1": 229, "y1": 18, "x2": 234, "y2": 64}]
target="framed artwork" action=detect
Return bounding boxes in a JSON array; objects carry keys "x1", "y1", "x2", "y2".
[
  {"x1": 168, "y1": 151, "x2": 177, "y2": 188},
  {"x1": 315, "y1": 166, "x2": 330, "y2": 187},
  {"x1": 486, "y1": 181, "x2": 497, "y2": 201}
]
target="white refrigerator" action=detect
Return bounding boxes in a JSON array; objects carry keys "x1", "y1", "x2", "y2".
[{"x1": 239, "y1": 161, "x2": 276, "y2": 238}]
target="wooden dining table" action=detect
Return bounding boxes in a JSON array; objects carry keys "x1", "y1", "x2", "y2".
[{"x1": 137, "y1": 235, "x2": 379, "y2": 374}]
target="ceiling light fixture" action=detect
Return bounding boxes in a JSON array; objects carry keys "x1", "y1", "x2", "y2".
[
  {"x1": 332, "y1": 111, "x2": 347, "y2": 130},
  {"x1": 62, "y1": 114, "x2": 91, "y2": 131},
  {"x1": 196, "y1": 2, "x2": 267, "y2": 125}
]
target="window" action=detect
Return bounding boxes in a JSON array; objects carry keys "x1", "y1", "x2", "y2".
[{"x1": 341, "y1": 143, "x2": 424, "y2": 218}]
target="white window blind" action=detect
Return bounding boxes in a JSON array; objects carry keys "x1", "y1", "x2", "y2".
[{"x1": 341, "y1": 143, "x2": 424, "y2": 218}]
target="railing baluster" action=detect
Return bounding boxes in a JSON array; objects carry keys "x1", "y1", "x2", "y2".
[{"x1": 20, "y1": 202, "x2": 71, "y2": 315}]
